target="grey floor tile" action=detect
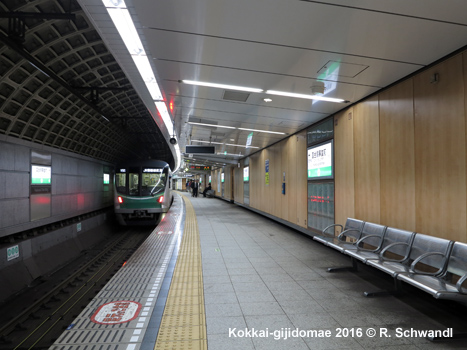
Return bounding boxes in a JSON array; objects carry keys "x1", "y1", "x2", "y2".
[
  {"x1": 204, "y1": 282, "x2": 235, "y2": 294},
  {"x1": 207, "y1": 333, "x2": 255, "y2": 350},
  {"x1": 205, "y1": 302, "x2": 243, "y2": 318},
  {"x1": 235, "y1": 290, "x2": 276, "y2": 303},
  {"x1": 239, "y1": 301, "x2": 285, "y2": 316},
  {"x1": 206, "y1": 316, "x2": 247, "y2": 335},
  {"x1": 232, "y1": 281, "x2": 270, "y2": 293},
  {"x1": 204, "y1": 292, "x2": 238, "y2": 305}
]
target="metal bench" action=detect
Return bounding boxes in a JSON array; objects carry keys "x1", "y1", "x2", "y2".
[
  {"x1": 313, "y1": 218, "x2": 365, "y2": 248},
  {"x1": 364, "y1": 233, "x2": 453, "y2": 297},
  {"x1": 345, "y1": 227, "x2": 415, "y2": 264},
  {"x1": 397, "y1": 241, "x2": 467, "y2": 301},
  {"x1": 324, "y1": 222, "x2": 386, "y2": 272}
]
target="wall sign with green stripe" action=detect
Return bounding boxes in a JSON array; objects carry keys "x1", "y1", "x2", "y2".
[
  {"x1": 31, "y1": 165, "x2": 52, "y2": 184},
  {"x1": 307, "y1": 140, "x2": 333, "y2": 180}
]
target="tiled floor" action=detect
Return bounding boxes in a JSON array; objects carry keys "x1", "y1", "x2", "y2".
[{"x1": 189, "y1": 195, "x2": 467, "y2": 350}]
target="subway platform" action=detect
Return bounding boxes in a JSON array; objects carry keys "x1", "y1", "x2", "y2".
[{"x1": 52, "y1": 193, "x2": 467, "y2": 350}]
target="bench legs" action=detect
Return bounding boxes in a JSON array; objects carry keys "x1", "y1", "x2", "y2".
[
  {"x1": 327, "y1": 257, "x2": 358, "y2": 273},
  {"x1": 364, "y1": 277, "x2": 402, "y2": 297}
]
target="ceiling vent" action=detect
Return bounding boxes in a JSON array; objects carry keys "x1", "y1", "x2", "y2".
[{"x1": 223, "y1": 90, "x2": 250, "y2": 102}]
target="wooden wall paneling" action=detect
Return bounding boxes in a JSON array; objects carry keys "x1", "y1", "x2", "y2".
[
  {"x1": 283, "y1": 137, "x2": 295, "y2": 222},
  {"x1": 414, "y1": 54, "x2": 466, "y2": 241},
  {"x1": 296, "y1": 131, "x2": 308, "y2": 228},
  {"x1": 271, "y1": 143, "x2": 282, "y2": 218},
  {"x1": 379, "y1": 79, "x2": 416, "y2": 231},
  {"x1": 354, "y1": 96, "x2": 381, "y2": 223},
  {"x1": 334, "y1": 107, "x2": 355, "y2": 227},
  {"x1": 250, "y1": 152, "x2": 261, "y2": 209},
  {"x1": 235, "y1": 161, "x2": 244, "y2": 204}
]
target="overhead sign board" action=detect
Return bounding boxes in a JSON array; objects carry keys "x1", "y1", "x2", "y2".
[{"x1": 185, "y1": 145, "x2": 215, "y2": 154}]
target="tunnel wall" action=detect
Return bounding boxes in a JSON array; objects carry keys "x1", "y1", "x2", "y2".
[{"x1": 0, "y1": 135, "x2": 114, "y2": 238}]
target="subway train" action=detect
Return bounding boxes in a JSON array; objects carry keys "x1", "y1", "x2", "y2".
[{"x1": 114, "y1": 160, "x2": 173, "y2": 225}]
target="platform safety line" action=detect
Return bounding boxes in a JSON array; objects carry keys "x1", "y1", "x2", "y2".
[{"x1": 154, "y1": 194, "x2": 207, "y2": 350}]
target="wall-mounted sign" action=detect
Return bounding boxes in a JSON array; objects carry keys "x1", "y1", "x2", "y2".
[
  {"x1": 7, "y1": 245, "x2": 19, "y2": 261},
  {"x1": 265, "y1": 159, "x2": 269, "y2": 185},
  {"x1": 307, "y1": 140, "x2": 333, "y2": 179},
  {"x1": 103, "y1": 174, "x2": 110, "y2": 184},
  {"x1": 31, "y1": 165, "x2": 51, "y2": 184},
  {"x1": 221, "y1": 173, "x2": 225, "y2": 183},
  {"x1": 243, "y1": 166, "x2": 249, "y2": 182}
]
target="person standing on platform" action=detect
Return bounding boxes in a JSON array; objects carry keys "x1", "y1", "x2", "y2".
[{"x1": 193, "y1": 181, "x2": 199, "y2": 197}]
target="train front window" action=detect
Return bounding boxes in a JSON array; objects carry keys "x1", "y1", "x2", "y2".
[
  {"x1": 129, "y1": 168, "x2": 140, "y2": 196},
  {"x1": 115, "y1": 171, "x2": 127, "y2": 194},
  {"x1": 142, "y1": 168, "x2": 166, "y2": 196}
]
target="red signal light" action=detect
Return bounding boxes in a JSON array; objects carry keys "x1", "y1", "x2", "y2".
[
  {"x1": 158, "y1": 195, "x2": 164, "y2": 203},
  {"x1": 118, "y1": 196, "x2": 123, "y2": 204}
]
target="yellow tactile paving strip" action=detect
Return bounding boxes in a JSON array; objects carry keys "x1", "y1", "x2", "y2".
[{"x1": 155, "y1": 194, "x2": 207, "y2": 350}]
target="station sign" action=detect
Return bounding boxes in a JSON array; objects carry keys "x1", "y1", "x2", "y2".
[
  {"x1": 91, "y1": 300, "x2": 142, "y2": 325},
  {"x1": 7, "y1": 245, "x2": 19, "y2": 261},
  {"x1": 31, "y1": 165, "x2": 51, "y2": 184}
]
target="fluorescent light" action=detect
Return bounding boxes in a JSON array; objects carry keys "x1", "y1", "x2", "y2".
[
  {"x1": 263, "y1": 98, "x2": 272, "y2": 102},
  {"x1": 238, "y1": 127, "x2": 286, "y2": 135},
  {"x1": 189, "y1": 122, "x2": 285, "y2": 135},
  {"x1": 226, "y1": 143, "x2": 259, "y2": 149},
  {"x1": 217, "y1": 152, "x2": 241, "y2": 156},
  {"x1": 191, "y1": 140, "x2": 224, "y2": 145},
  {"x1": 132, "y1": 55, "x2": 163, "y2": 100},
  {"x1": 182, "y1": 80, "x2": 263, "y2": 93},
  {"x1": 155, "y1": 101, "x2": 173, "y2": 135},
  {"x1": 188, "y1": 122, "x2": 236, "y2": 129},
  {"x1": 107, "y1": 7, "x2": 145, "y2": 56},
  {"x1": 266, "y1": 90, "x2": 346, "y2": 103}
]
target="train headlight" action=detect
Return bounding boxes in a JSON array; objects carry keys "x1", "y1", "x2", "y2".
[{"x1": 158, "y1": 195, "x2": 164, "y2": 203}]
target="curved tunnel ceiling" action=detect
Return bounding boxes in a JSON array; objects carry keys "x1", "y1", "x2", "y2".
[{"x1": 0, "y1": 0, "x2": 174, "y2": 169}]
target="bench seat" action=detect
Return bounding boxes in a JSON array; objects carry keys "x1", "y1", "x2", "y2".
[{"x1": 397, "y1": 241, "x2": 467, "y2": 301}]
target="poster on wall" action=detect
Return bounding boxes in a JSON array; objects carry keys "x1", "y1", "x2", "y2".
[
  {"x1": 243, "y1": 166, "x2": 249, "y2": 182},
  {"x1": 307, "y1": 140, "x2": 333, "y2": 179},
  {"x1": 265, "y1": 159, "x2": 269, "y2": 185}
]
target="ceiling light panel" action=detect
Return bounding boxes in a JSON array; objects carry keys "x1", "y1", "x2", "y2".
[
  {"x1": 182, "y1": 80, "x2": 263, "y2": 93},
  {"x1": 266, "y1": 90, "x2": 347, "y2": 103}
]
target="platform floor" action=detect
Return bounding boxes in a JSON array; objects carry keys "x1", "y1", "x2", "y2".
[{"x1": 184, "y1": 195, "x2": 466, "y2": 350}]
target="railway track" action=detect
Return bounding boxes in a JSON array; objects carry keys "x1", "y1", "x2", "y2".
[{"x1": 0, "y1": 228, "x2": 153, "y2": 350}]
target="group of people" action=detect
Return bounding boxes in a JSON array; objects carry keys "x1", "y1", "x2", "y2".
[{"x1": 186, "y1": 180, "x2": 212, "y2": 198}]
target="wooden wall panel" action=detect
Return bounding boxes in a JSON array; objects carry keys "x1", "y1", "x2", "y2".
[
  {"x1": 354, "y1": 95, "x2": 381, "y2": 223},
  {"x1": 334, "y1": 107, "x2": 355, "y2": 227},
  {"x1": 234, "y1": 161, "x2": 244, "y2": 204},
  {"x1": 379, "y1": 79, "x2": 416, "y2": 231},
  {"x1": 249, "y1": 152, "x2": 262, "y2": 209},
  {"x1": 271, "y1": 143, "x2": 282, "y2": 218},
  {"x1": 296, "y1": 131, "x2": 308, "y2": 228},
  {"x1": 283, "y1": 137, "x2": 295, "y2": 222},
  {"x1": 414, "y1": 54, "x2": 466, "y2": 241}
]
